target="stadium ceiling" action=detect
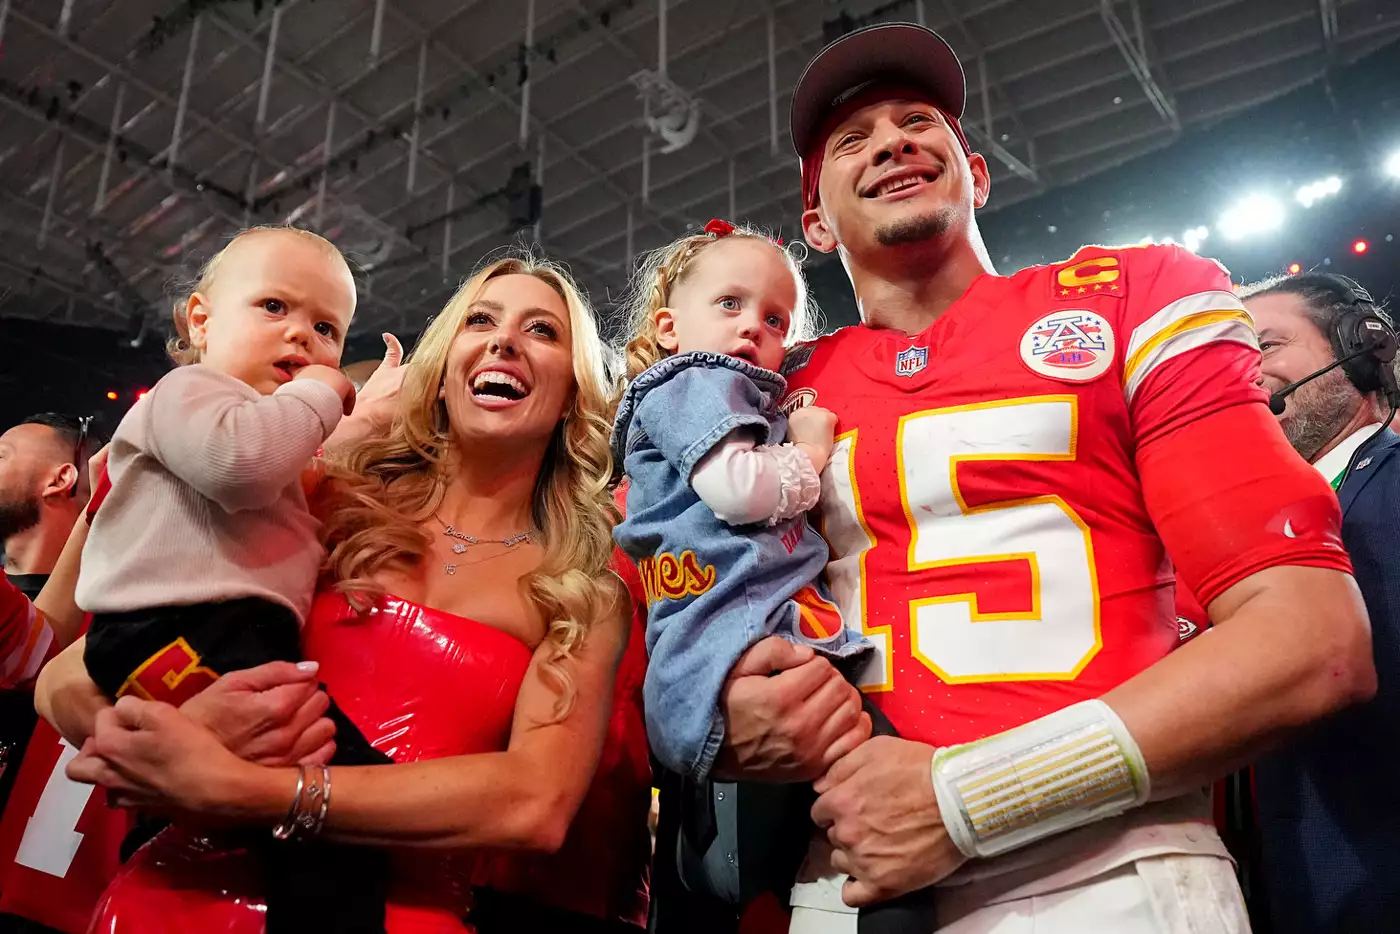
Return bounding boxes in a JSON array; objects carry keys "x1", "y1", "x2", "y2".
[{"x1": 0, "y1": 0, "x2": 1397, "y2": 340}]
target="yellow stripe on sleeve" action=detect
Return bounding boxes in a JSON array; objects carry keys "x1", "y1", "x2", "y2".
[{"x1": 1122, "y1": 309, "x2": 1253, "y2": 387}]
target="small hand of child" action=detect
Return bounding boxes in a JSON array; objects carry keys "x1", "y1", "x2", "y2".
[
  {"x1": 295, "y1": 364, "x2": 357, "y2": 416},
  {"x1": 787, "y1": 404, "x2": 838, "y2": 475}
]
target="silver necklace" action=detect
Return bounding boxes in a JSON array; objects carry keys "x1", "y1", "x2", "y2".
[{"x1": 434, "y1": 514, "x2": 535, "y2": 576}]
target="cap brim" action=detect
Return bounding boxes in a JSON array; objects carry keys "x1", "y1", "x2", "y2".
[{"x1": 790, "y1": 23, "x2": 966, "y2": 158}]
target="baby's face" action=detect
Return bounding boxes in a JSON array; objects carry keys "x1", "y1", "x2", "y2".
[
  {"x1": 657, "y1": 237, "x2": 796, "y2": 373},
  {"x1": 189, "y1": 231, "x2": 356, "y2": 394}
]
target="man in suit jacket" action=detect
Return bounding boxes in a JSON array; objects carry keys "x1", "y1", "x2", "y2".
[{"x1": 1244, "y1": 272, "x2": 1400, "y2": 933}]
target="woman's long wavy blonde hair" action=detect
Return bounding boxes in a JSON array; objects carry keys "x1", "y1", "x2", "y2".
[
  {"x1": 319, "y1": 253, "x2": 620, "y2": 717},
  {"x1": 619, "y1": 223, "x2": 819, "y2": 381}
]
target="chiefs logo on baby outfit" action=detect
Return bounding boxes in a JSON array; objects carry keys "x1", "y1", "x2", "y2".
[
  {"x1": 118, "y1": 637, "x2": 219, "y2": 706},
  {"x1": 792, "y1": 586, "x2": 844, "y2": 642},
  {"x1": 1020, "y1": 310, "x2": 1115, "y2": 382},
  {"x1": 637, "y1": 550, "x2": 717, "y2": 606}
]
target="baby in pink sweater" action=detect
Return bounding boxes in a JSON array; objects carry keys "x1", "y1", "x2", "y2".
[
  {"x1": 79, "y1": 226, "x2": 355, "y2": 694},
  {"x1": 76, "y1": 226, "x2": 394, "y2": 933}
]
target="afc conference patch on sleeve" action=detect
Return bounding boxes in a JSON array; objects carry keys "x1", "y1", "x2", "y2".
[{"x1": 1020, "y1": 310, "x2": 1116, "y2": 382}]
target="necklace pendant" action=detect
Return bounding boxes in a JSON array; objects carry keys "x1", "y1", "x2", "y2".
[
  {"x1": 452, "y1": 542, "x2": 467, "y2": 554},
  {"x1": 444, "y1": 563, "x2": 457, "y2": 575}
]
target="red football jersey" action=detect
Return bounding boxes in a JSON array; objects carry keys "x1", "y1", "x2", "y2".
[
  {"x1": 784, "y1": 244, "x2": 1346, "y2": 747},
  {"x1": 0, "y1": 573, "x2": 55, "y2": 689},
  {"x1": 0, "y1": 717, "x2": 128, "y2": 932}
]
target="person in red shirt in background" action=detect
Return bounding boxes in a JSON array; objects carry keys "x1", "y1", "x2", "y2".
[{"x1": 0, "y1": 420, "x2": 105, "y2": 934}]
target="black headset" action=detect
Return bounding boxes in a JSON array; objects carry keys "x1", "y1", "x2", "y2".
[
  {"x1": 1321, "y1": 274, "x2": 1398, "y2": 399},
  {"x1": 1266, "y1": 273, "x2": 1400, "y2": 416}
]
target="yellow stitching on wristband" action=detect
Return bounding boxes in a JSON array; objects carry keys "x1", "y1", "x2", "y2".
[
  {"x1": 956, "y1": 728, "x2": 1115, "y2": 796},
  {"x1": 959, "y1": 743, "x2": 1120, "y2": 805},
  {"x1": 972, "y1": 782, "x2": 1133, "y2": 839},
  {"x1": 960, "y1": 744, "x2": 1126, "y2": 807},
  {"x1": 965, "y1": 761, "x2": 1135, "y2": 823}
]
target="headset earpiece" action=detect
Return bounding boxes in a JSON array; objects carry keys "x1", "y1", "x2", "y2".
[{"x1": 1320, "y1": 274, "x2": 1395, "y2": 395}]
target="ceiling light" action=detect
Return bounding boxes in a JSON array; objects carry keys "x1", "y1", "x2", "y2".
[
  {"x1": 1218, "y1": 195, "x2": 1284, "y2": 241},
  {"x1": 1386, "y1": 150, "x2": 1400, "y2": 179},
  {"x1": 1296, "y1": 176, "x2": 1343, "y2": 207},
  {"x1": 1353, "y1": 240, "x2": 1369, "y2": 254},
  {"x1": 1182, "y1": 226, "x2": 1209, "y2": 252}
]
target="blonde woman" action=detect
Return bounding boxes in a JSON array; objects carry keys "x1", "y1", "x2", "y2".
[{"x1": 35, "y1": 255, "x2": 631, "y2": 934}]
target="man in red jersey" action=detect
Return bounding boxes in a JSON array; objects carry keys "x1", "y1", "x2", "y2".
[{"x1": 702, "y1": 23, "x2": 1374, "y2": 934}]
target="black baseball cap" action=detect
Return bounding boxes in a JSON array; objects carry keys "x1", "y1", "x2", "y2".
[{"x1": 790, "y1": 22, "x2": 968, "y2": 159}]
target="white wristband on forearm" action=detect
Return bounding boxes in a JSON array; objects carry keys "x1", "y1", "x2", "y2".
[{"x1": 931, "y1": 699, "x2": 1150, "y2": 860}]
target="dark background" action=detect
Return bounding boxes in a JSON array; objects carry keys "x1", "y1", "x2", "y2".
[{"x1": 3, "y1": 39, "x2": 1397, "y2": 436}]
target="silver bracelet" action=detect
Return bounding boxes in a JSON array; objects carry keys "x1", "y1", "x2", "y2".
[
  {"x1": 317, "y1": 764, "x2": 332, "y2": 832},
  {"x1": 271, "y1": 766, "x2": 306, "y2": 841},
  {"x1": 296, "y1": 764, "x2": 331, "y2": 838}
]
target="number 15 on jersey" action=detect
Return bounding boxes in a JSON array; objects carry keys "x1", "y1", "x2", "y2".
[{"x1": 818, "y1": 396, "x2": 1103, "y2": 691}]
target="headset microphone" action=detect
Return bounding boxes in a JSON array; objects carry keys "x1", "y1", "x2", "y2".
[{"x1": 1267, "y1": 343, "x2": 1380, "y2": 415}]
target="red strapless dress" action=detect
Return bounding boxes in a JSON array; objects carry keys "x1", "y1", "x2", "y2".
[{"x1": 86, "y1": 590, "x2": 533, "y2": 934}]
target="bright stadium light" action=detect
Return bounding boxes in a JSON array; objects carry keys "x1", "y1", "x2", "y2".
[
  {"x1": 1219, "y1": 195, "x2": 1284, "y2": 241},
  {"x1": 1296, "y1": 176, "x2": 1343, "y2": 207},
  {"x1": 1387, "y1": 150, "x2": 1400, "y2": 179},
  {"x1": 1182, "y1": 226, "x2": 1210, "y2": 252}
]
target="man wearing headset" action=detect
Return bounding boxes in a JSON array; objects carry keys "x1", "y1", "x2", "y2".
[{"x1": 1233, "y1": 272, "x2": 1400, "y2": 933}]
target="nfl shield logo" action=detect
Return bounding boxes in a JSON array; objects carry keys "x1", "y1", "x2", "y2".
[{"x1": 895, "y1": 345, "x2": 928, "y2": 377}]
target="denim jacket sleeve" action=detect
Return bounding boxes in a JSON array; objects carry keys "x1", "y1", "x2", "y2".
[{"x1": 634, "y1": 365, "x2": 775, "y2": 481}]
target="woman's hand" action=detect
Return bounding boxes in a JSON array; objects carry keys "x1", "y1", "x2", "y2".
[
  {"x1": 325, "y1": 333, "x2": 405, "y2": 452},
  {"x1": 67, "y1": 696, "x2": 265, "y2": 816},
  {"x1": 180, "y1": 661, "x2": 336, "y2": 766}
]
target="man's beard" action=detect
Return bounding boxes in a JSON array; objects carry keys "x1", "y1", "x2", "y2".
[
  {"x1": 0, "y1": 494, "x2": 41, "y2": 542},
  {"x1": 1278, "y1": 366, "x2": 1361, "y2": 463},
  {"x1": 874, "y1": 207, "x2": 953, "y2": 247}
]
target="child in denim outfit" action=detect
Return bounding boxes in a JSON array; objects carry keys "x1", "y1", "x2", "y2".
[
  {"x1": 612, "y1": 219, "x2": 871, "y2": 782},
  {"x1": 614, "y1": 222, "x2": 932, "y2": 932}
]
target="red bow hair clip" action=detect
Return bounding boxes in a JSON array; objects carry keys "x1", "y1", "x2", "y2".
[{"x1": 703, "y1": 218, "x2": 783, "y2": 246}]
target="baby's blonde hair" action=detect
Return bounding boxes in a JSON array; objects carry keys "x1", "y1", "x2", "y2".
[
  {"x1": 167, "y1": 225, "x2": 348, "y2": 366},
  {"x1": 619, "y1": 223, "x2": 818, "y2": 381}
]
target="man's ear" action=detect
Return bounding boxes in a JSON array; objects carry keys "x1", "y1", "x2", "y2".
[
  {"x1": 654, "y1": 307, "x2": 681, "y2": 352},
  {"x1": 802, "y1": 207, "x2": 838, "y2": 255},
  {"x1": 40, "y1": 462, "x2": 79, "y2": 500},
  {"x1": 968, "y1": 153, "x2": 991, "y2": 210}
]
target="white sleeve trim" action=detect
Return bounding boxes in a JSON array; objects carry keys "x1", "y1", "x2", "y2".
[{"x1": 1121, "y1": 290, "x2": 1257, "y2": 404}]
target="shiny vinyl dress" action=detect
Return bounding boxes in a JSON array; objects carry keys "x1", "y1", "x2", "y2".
[{"x1": 87, "y1": 590, "x2": 534, "y2": 934}]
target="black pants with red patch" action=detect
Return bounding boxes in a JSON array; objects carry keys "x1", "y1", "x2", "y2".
[{"x1": 85, "y1": 598, "x2": 393, "y2": 934}]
